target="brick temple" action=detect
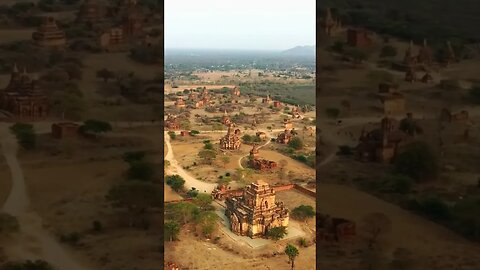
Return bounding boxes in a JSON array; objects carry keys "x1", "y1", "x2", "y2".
[
  {"x1": 249, "y1": 144, "x2": 277, "y2": 171},
  {"x1": 77, "y1": 0, "x2": 102, "y2": 24},
  {"x1": 0, "y1": 65, "x2": 48, "y2": 120},
  {"x1": 220, "y1": 123, "x2": 241, "y2": 150},
  {"x1": 356, "y1": 116, "x2": 409, "y2": 163},
  {"x1": 32, "y1": 16, "x2": 66, "y2": 47},
  {"x1": 225, "y1": 180, "x2": 289, "y2": 238}
]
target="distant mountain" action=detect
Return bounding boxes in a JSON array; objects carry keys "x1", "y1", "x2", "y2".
[{"x1": 281, "y1": 46, "x2": 315, "y2": 56}]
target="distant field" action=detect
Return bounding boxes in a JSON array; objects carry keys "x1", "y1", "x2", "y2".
[{"x1": 240, "y1": 82, "x2": 316, "y2": 106}]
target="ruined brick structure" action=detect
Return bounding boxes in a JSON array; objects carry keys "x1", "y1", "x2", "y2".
[
  {"x1": 416, "y1": 39, "x2": 433, "y2": 65},
  {"x1": 320, "y1": 7, "x2": 342, "y2": 36},
  {"x1": 0, "y1": 65, "x2": 48, "y2": 120},
  {"x1": 277, "y1": 129, "x2": 293, "y2": 144},
  {"x1": 273, "y1": 101, "x2": 282, "y2": 108},
  {"x1": 174, "y1": 97, "x2": 186, "y2": 109},
  {"x1": 32, "y1": 16, "x2": 66, "y2": 47},
  {"x1": 283, "y1": 118, "x2": 293, "y2": 130},
  {"x1": 356, "y1": 116, "x2": 409, "y2": 163},
  {"x1": 347, "y1": 28, "x2": 372, "y2": 47},
  {"x1": 77, "y1": 0, "x2": 102, "y2": 24},
  {"x1": 262, "y1": 95, "x2": 272, "y2": 104},
  {"x1": 221, "y1": 110, "x2": 232, "y2": 125},
  {"x1": 165, "y1": 114, "x2": 180, "y2": 130},
  {"x1": 231, "y1": 86, "x2": 240, "y2": 97},
  {"x1": 120, "y1": 0, "x2": 144, "y2": 37},
  {"x1": 440, "y1": 108, "x2": 469, "y2": 123},
  {"x1": 277, "y1": 118, "x2": 294, "y2": 144},
  {"x1": 317, "y1": 214, "x2": 356, "y2": 242},
  {"x1": 256, "y1": 131, "x2": 267, "y2": 140},
  {"x1": 249, "y1": 144, "x2": 277, "y2": 171},
  {"x1": 51, "y1": 122, "x2": 80, "y2": 139},
  {"x1": 225, "y1": 180, "x2": 289, "y2": 238},
  {"x1": 220, "y1": 123, "x2": 241, "y2": 150},
  {"x1": 99, "y1": 27, "x2": 126, "y2": 50}
]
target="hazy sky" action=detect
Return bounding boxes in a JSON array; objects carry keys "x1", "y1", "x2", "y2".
[{"x1": 165, "y1": 0, "x2": 315, "y2": 51}]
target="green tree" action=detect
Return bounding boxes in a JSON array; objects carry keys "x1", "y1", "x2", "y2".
[
  {"x1": 393, "y1": 141, "x2": 438, "y2": 181},
  {"x1": 106, "y1": 182, "x2": 162, "y2": 227},
  {"x1": 80, "y1": 119, "x2": 112, "y2": 136},
  {"x1": 122, "y1": 151, "x2": 146, "y2": 163},
  {"x1": 291, "y1": 205, "x2": 315, "y2": 222},
  {"x1": 284, "y1": 244, "x2": 299, "y2": 270},
  {"x1": 288, "y1": 137, "x2": 304, "y2": 150},
  {"x1": 9, "y1": 123, "x2": 36, "y2": 150},
  {"x1": 166, "y1": 202, "x2": 199, "y2": 225},
  {"x1": 165, "y1": 175, "x2": 185, "y2": 192},
  {"x1": 266, "y1": 226, "x2": 287, "y2": 241},
  {"x1": 51, "y1": 91, "x2": 85, "y2": 120},
  {"x1": 164, "y1": 221, "x2": 180, "y2": 242},
  {"x1": 194, "y1": 193, "x2": 213, "y2": 210},
  {"x1": 193, "y1": 211, "x2": 218, "y2": 238},
  {"x1": 127, "y1": 161, "x2": 155, "y2": 181},
  {"x1": 186, "y1": 188, "x2": 199, "y2": 198},
  {"x1": 242, "y1": 134, "x2": 252, "y2": 143},
  {"x1": 168, "y1": 131, "x2": 176, "y2": 139},
  {"x1": 203, "y1": 142, "x2": 214, "y2": 150},
  {"x1": 221, "y1": 156, "x2": 230, "y2": 168},
  {"x1": 198, "y1": 149, "x2": 217, "y2": 165},
  {"x1": 382, "y1": 174, "x2": 414, "y2": 194}
]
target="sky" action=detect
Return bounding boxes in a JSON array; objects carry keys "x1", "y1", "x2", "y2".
[{"x1": 165, "y1": 0, "x2": 315, "y2": 51}]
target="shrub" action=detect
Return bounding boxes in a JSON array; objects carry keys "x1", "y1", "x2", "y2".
[
  {"x1": 393, "y1": 141, "x2": 438, "y2": 181},
  {"x1": 266, "y1": 226, "x2": 287, "y2": 241},
  {"x1": 166, "y1": 175, "x2": 185, "y2": 192},
  {"x1": 382, "y1": 174, "x2": 414, "y2": 194},
  {"x1": 291, "y1": 205, "x2": 315, "y2": 221},
  {"x1": 288, "y1": 137, "x2": 304, "y2": 150}
]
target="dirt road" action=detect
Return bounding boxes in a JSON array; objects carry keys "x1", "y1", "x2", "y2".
[
  {"x1": 0, "y1": 125, "x2": 91, "y2": 270},
  {"x1": 164, "y1": 131, "x2": 217, "y2": 193}
]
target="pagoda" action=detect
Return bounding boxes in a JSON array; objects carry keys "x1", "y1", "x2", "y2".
[
  {"x1": 225, "y1": 180, "x2": 289, "y2": 238},
  {"x1": 220, "y1": 123, "x2": 241, "y2": 150},
  {"x1": 77, "y1": 0, "x2": 102, "y2": 24},
  {"x1": 32, "y1": 16, "x2": 66, "y2": 47},
  {"x1": 0, "y1": 64, "x2": 48, "y2": 120}
]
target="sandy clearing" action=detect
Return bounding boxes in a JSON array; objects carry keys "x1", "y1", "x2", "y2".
[{"x1": 318, "y1": 183, "x2": 480, "y2": 258}]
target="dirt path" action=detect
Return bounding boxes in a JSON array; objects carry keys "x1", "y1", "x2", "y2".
[
  {"x1": 164, "y1": 131, "x2": 217, "y2": 193},
  {"x1": 0, "y1": 125, "x2": 91, "y2": 270}
]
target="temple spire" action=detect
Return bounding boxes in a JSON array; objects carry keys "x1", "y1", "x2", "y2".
[{"x1": 13, "y1": 63, "x2": 18, "y2": 73}]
